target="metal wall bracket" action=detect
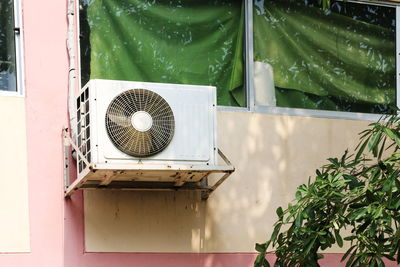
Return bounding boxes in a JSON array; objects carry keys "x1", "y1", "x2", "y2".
[{"x1": 62, "y1": 128, "x2": 235, "y2": 200}]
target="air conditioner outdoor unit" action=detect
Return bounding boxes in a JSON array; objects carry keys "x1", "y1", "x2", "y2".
[{"x1": 63, "y1": 79, "x2": 234, "y2": 198}]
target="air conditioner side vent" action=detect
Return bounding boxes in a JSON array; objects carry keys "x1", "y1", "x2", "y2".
[{"x1": 76, "y1": 87, "x2": 91, "y2": 173}]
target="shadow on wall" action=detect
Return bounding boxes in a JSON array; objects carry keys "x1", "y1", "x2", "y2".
[
  {"x1": 84, "y1": 190, "x2": 206, "y2": 252},
  {"x1": 204, "y1": 111, "x2": 369, "y2": 254},
  {"x1": 83, "y1": 111, "x2": 369, "y2": 261}
]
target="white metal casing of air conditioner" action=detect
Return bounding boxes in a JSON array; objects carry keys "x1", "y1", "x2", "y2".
[{"x1": 75, "y1": 79, "x2": 218, "y2": 178}]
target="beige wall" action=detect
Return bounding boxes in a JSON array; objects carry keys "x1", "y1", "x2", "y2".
[
  {"x1": 0, "y1": 97, "x2": 30, "y2": 252},
  {"x1": 84, "y1": 111, "x2": 369, "y2": 253}
]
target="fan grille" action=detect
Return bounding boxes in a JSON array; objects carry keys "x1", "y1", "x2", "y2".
[{"x1": 105, "y1": 89, "x2": 175, "y2": 157}]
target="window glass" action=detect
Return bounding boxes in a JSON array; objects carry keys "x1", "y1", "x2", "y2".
[
  {"x1": 0, "y1": 0, "x2": 17, "y2": 92},
  {"x1": 253, "y1": 0, "x2": 396, "y2": 114},
  {"x1": 80, "y1": 0, "x2": 245, "y2": 107}
]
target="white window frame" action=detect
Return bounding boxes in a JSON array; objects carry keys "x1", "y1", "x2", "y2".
[
  {"x1": 0, "y1": 0, "x2": 24, "y2": 97},
  {"x1": 222, "y1": 0, "x2": 400, "y2": 121}
]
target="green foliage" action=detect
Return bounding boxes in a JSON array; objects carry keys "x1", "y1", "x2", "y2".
[{"x1": 255, "y1": 114, "x2": 400, "y2": 267}]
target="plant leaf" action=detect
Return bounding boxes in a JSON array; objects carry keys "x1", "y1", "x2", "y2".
[
  {"x1": 295, "y1": 212, "x2": 303, "y2": 228},
  {"x1": 384, "y1": 128, "x2": 400, "y2": 147},
  {"x1": 342, "y1": 245, "x2": 356, "y2": 262},
  {"x1": 356, "y1": 136, "x2": 370, "y2": 160},
  {"x1": 295, "y1": 190, "x2": 302, "y2": 201},
  {"x1": 254, "y1": 254, "x2": 269, "y2": 267},
  {"x1": 270, "y1": 223, "x2": 282, "y2": 246},
  {"x1": 255, "y1": 243, "x2": 266, "y2": 253},
  {"x1": 377, "y1": 257, "x2": 385, "y2": 267},
  {"x1": 276, "y1": 207, "x2": 283, "y2": 219},
  {"x1": 304, "y1": 238, "x2": 316, "y2": 255},
  {"x1": 334, "y1": 229, "x2": 343, "y2": 248},
  {"x1": 368, "y1": 132, "x2": 382, "y2": 156}
]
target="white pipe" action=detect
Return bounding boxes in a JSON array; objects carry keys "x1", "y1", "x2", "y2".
[{"x1": 67, "y1": 0, "x2": 77, "y2": 140}]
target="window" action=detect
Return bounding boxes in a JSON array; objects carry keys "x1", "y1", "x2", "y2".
[
  {"x1": 0, "y1": 0, "x2": 22, "y2": 95},
  {"x1": 78, "y1": 0, "x2": 399, "y2": 118},
  {"x1": 251, "y1": 0, "x2": 398, "y2": 117},
  {"x1": 79, "y1": 0, "x2": 246, "y2": 107}
]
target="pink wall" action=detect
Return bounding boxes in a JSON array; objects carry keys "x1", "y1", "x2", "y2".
[
  {"x1": 0, "y1": 0, "x2": 398, "y2": 267},
  {"x1": 0, "y1": 0, "x2": 67, "y2": 266}
]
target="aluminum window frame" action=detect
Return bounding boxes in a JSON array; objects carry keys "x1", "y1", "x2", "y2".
[
  {"x1": 228, "y1": 0, "x2": 400, "y2": 121},
  {"x1": 0, "y1": 0, "x2": 24, "y2": 97}
]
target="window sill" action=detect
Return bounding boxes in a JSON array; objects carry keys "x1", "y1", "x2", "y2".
[
  {"x1": 217, "y1": 104, "x2": 386, "y2": 121},
  {"x1": 0, "y1": 91, "x2": 24, "y2": 98}
]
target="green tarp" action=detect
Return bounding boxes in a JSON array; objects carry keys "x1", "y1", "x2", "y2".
[
  {"x1": 254, "y1": 0, "x2": 396, "y2": 113},
  {"x1": 81, "y1": 0, "x2": 395, "y2": 113},
  {"x1": 80, "y1": 0, "x2": 245, "y2": 107}
]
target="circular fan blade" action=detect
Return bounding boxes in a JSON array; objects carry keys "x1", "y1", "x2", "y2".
[{"x1": 105, "y1": 89, "x2": 175, "y2": 157}]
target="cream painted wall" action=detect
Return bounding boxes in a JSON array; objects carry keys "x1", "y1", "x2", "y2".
[
  {"x1": 0, "y1": 97, "x2": 30, "y2": 252},
  {"x1": 84, "y1": 111, "x2": 369, "y2": 253}
]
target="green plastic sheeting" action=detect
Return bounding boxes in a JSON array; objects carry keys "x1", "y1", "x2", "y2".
[
  {"x1": 254, "y1": 0, "x2": 396, "y2": 114},
  {"x1": 80, "y1": 0, "x2": 245, "y2": 107}
]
